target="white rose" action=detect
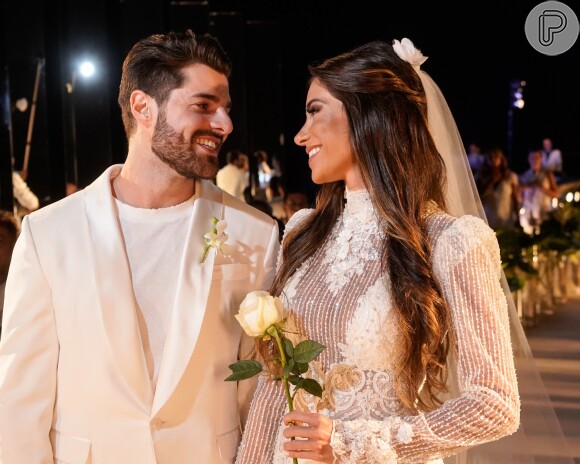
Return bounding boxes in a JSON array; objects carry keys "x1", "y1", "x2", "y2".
[{"x1": 235, "y1": 291, "x2": 285, "y2": 337}]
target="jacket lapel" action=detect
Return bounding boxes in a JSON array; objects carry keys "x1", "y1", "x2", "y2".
[
  {"x1": 152, "y1": 180, "x2": 223, "y2": 414},
  {"x1": 84, "y1": 165, "x2": 153, "y2": 407}
]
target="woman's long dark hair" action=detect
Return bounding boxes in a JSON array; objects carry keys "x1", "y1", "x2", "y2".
[
  {"x1": 476, "y1": 146, "x2": 512, "y2": 195},
  {"x1": 271, "y1": 40, "x2": 451, "y2": 413}
]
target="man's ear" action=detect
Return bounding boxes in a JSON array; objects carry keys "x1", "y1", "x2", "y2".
[{"x1": 130, "y1": 90, "x2": 154, "y2": 126}]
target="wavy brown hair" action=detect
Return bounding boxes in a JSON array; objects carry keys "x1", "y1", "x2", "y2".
[{"x1": 270, "y1": 40, "x2": 452, "y2": 413}]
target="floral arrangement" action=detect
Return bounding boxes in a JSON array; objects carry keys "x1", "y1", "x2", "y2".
[{"x1": 226, "y1": 290, "x2": 326, "y2": 464}]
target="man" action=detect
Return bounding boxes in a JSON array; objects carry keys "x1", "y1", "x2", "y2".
[
  {"x1": 216, "y1": 148, "x2": 250, "y2": 202},
  {"x1": 0, "y1": 30, "x2": 279, "y2": 464},
  {"x1": 541, "y1": 137, "x2": 563, "y2": 179},
  {"x1": 0, "y1": 210, "x2": 19, "y2": 336},
  {"x1": 466, "y1": 142, "x2": 484, "y2": 179}
]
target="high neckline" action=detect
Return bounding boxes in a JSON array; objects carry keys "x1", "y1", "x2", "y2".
[{"x1": 344, "y1": 188, "x2": 374, "y2": 219}]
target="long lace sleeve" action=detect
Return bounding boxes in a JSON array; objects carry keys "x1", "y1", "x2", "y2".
[
  {"x1": 235, "y1": 374, "x2": 287, "y2": 463},
  {"x1": 330, "y1": 215, "x2": 520, "y2": 463}
]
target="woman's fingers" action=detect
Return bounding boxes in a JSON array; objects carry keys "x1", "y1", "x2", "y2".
[
  {"x1": 281, "y1": 411, "x2": 335, "y2": 463},
  {"x1": 283, "y1": 423, "x2": 320, "y2": 440},
  {"x1": 284, "y1": 410, "x2": 326, "y2": 427}
]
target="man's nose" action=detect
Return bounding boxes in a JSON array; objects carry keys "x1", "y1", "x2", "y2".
[{"x1": 211, "y1": 107, "x2": 233, "y2": 135}]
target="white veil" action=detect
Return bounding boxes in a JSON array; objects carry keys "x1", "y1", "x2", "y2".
[{"x1": 393, "y1": 38, "x2": 574, "y2": 463}]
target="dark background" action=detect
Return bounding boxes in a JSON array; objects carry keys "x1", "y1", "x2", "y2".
[{"x1": 1, "y1": 0, "x2": 578, "y2": 210}]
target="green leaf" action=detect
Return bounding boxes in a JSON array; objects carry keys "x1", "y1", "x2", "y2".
[
  {"x1": 299, "y1": 378, "x2": 324, "y2": 398},
  {"x1": 283, "y1": 358, "x2": 295, "y2": 378},
  {"x1": 225, "y1": 360, "x2": 263, "y2": 381},
  {"x1": 282, "y1": 336, "x2": 294, "y2": 357},
  {"x1": 287, "y1": 374, "x2": 302, "y2": 385},
  {"x1": 290, "y1": 361, "x2": 308, "y2": 375},
  {"x1": 293, "y1": 340, "x2": 326, "y2": 363},
  {"x1": 287, "y1": 377, "x2": 324, "y2": 399}
]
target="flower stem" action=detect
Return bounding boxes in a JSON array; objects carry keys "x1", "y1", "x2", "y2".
[
  {"x1": 272, "y1": 328, "x2": 298, "y2": 464},
  {"x1": 199, "y1": 245, "x2": 210, "y2": 264}
]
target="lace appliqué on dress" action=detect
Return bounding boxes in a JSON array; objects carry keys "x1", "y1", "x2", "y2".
[
  {"x1": 321, "y1": 190, "x2": 382, "y2": 295},
  {"x1": 281, "y1": 189, "x2": 382, "y2": 303},
  {"x1": 331, "y1": 416, "x2": 415, "y2": 463}
]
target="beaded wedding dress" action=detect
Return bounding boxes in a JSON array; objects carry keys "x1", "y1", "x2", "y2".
[
  {"x1": 235, "y1": 191, "x2": 520, "y2": 464},
  {"x1": 236, "y1": 38, "x2": 573, "y2": 464}
]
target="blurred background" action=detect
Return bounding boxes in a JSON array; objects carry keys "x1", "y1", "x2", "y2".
[{"x1": 1, "y1": 0, "x2": 578, "y2": 210}]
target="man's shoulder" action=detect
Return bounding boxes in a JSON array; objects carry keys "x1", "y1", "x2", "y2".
[
  {"x1": 26, "y1": 166, "x2": 115, "y2": 226},
  {"x1": 25, "y1": 190, "x2": 84, "y2": 227}
]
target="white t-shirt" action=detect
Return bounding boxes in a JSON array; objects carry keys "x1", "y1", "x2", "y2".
[{"x1": 115, "y1": 195, "x2": 194, "y2": 388}]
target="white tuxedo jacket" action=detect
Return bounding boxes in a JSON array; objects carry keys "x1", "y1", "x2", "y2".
[{"x1": 0, "y1": 165, "x2": 280, "y2": 463}]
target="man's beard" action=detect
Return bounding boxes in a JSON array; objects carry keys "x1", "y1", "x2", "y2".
[{"x1": 151, "y1": 112, "x2": 220, "y2": 179}]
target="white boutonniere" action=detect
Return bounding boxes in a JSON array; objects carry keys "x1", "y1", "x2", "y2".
[{"x1": 199, "y1": 216, "x2": 234, "y2": 263}]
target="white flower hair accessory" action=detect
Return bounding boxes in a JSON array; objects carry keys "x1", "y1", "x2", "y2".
[
  {"x1": 392, "y1": 38, "x2": 428, "y2": 71},
  {"x1": 199, "y1": 216, "x2": 234, "y2": 263}
]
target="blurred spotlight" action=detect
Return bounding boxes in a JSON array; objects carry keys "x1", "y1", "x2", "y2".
[
  {"x1": 511, "y1": 80, "x2": 526, "y2": 109},
  {"x1": 79, "y1": 61, "x2": 95, "y2": 78},
  {"x1": 507, "y1": 79, "x2": 526, "y2": 162}
]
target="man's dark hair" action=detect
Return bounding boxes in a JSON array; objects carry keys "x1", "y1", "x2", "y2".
[{"x1": 118, "y1": 29, "x2": 232, "y2": 137}]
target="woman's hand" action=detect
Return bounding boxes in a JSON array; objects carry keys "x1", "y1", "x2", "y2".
[{"x1": 282, "y1": 411, "x2": 334, "y2": 463}]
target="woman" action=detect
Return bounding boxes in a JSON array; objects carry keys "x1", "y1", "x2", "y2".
[
  {"x1": 236, "y1": 39, "x2": 570, "y2": 464},
  {"x1": 476, "y1": 147, "x2": 520, "y2": 230},
  {"x1": 519, "y1": 149, "x2": 559, "y2": 234}
]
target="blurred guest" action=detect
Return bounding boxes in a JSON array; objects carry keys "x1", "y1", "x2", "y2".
[
  {"x1": 269, "y1": 152, "x2": 283, "y2": 179},
  {"x1": 519, "y1": 149, "x2": 559, "y2": 234},
  {"x1": 466, "y1": 142, "x2": 484, "y2": 179},
  {"x1": 0, "y1": 210, "x2": 19, "y2": 336},
  {"x1": 540, "y1": 137, "x2": 563, "y2": 180},
  {"x1": 216, "y1": 148, "x2": 250, "y2": 202},
  {"x1": 248, "y1": 198, "x2": 284, "y2": 242},
  {"x1": 12, "y1": 170, "x2": 39, "y2": 219},
  {"x1": 267, "y1": 174, "x2": 284, "y2": 200},
  {"x1": 282, "y1": 190, "x2": 309, "y2": 224},
  {"x1": 476, "y1": 147, "x2": 520, "y2": 230},
  {"x1": 253, "y1": 149, "x2": 273, "y2": 201}
]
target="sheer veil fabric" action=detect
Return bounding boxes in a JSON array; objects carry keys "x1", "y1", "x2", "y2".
[{"x1": 392, "y1": 39, "x2": 574, "y2": 463}]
